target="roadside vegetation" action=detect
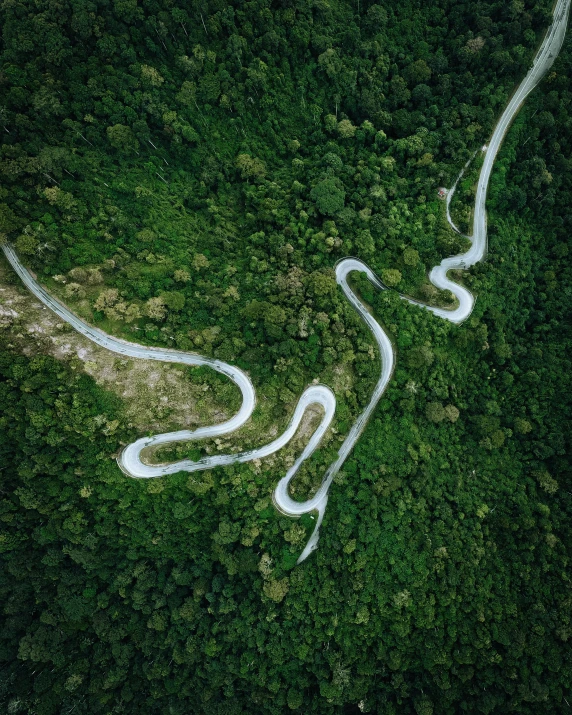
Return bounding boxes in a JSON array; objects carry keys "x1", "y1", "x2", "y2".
[
  {"x1": 1, "y1": 1, "x2": 572, "y2": 713},
  {"x1": 448, "y1": 151, "x2": 485, "y2": 235}
]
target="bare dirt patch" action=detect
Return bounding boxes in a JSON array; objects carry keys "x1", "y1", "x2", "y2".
[
  {"x1": 0, "y1": 258, "x2": 340, "y2": 481},
  {"x1": 0, "y1": 259, "x2": 227, "y2": 434}
]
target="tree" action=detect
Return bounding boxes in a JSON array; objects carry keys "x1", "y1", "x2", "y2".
[
  {"x1": 426, "y1": 402, "x2": 446, "y2": 423},
  {"x1": 144, "y1": 297, "x2": 167, "y2": 320},
  {"x1": 263, "y1": 577, "x2": 289, "y2": 603},
  {"x1": 403, "y1": 248, "x2": 420, "y2": 266},
  {"x1": 465, "y1": 36, "x2": 485, "y2": 54},
  {"x1": 323, "y1": 152, "x2": 343, "y2": 171},
  {"x1": 355, "y1": 229, "x2": 375, "y2": 255},
  {"x1": 514, "y1": 417, "x2": 532, "y2": 434},
  {"x1": 307, "y1": 269, "x2": 337, "y2": 298},
  {"x1": 193, "y1": 253, "x2": 210, "y2": 270},
  {"x1": 381, "y1": 269, "x2": 402, "y2": 287},
  {"x1": 366, "y1": 5, "x2": 388, "y2": 27},
  {"x1": 174, "y1": 269, "x2": 190, "y2": 283},
  {"x1": 235, "y1": 154, "x2": 266, "y2": 180},
  {"x1": 162, "y1": 291, "x2": 185, "y2": 311},
  {"x1": 535, "y1": 471, "x2": 558, "y2": 494},
  {"x1": 405, "y1": 59, "x2": 432, "y2": 85},
  {"x1": 15, "y1": 233, "x2": 39, "y2": 255},
  {"x1": 106, "y1": 124, "x2": 139, "y2": 153},
  {"x1": 136, "y1": 229, "x2": 155, "y2": 243},
  {"x1": 43, "y1": 187, "x2": 76, "y2": 211},
  {"x1": 310, "y1": 177, "x2": 345, "y2": 215},
  {"x1": 0, "y1": 203, "x2": 21, "y2": 234},
  {"x1": 64, "y1": 282, "x2": 85, "y2": 299},
  {"x1": 444, "y1": 404, "x2": 460, "y2": 423},
  {"x1": 287, "y1": 688, "x2": 303, "y2": 710},
  {"x1": 337, "y1": 119, "x2": 356, "y2": 139},
  {"x1": 140, "y1": 64, "x2": 164, "y2": 87}
]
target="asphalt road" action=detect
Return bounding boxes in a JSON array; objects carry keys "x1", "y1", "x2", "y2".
[
  {"x1": 426, "y1": 0, "x2": 571, "y2": 324},
  {"x1": 2, "y1": 0, "x2": 569, "y2": 563},
  {"x1": 274, "y1": 258, "x2": 395, "y2": 561},
  {"x1": 2, "y1": 242, "x2": 256, "y2": 449}
]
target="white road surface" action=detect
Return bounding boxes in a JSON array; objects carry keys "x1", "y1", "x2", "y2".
[
  {"x1": 274, "y1": 258, "x2": 395, "y2": 561},
  {"x1": 426, "y1": 0, "x2": 571, "y2": 324},
  {"x1": 2, "y1": 0, "x2": 569, "y2": 562}
]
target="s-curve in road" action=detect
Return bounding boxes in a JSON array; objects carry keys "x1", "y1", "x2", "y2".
[
  {"x1": 1, "y1": 242, "x2": 335, "y2": 482},
  {"x1": 2, "y1": 0, "x2": 569, "y2": 563},
  {"x1": 2, "y1": 243, "x2": 256, "y2": 440},
  {"x1": 424, "y1": 0, "x2": 571, "y2": 325},
  {"x1": 274, "y1": 258, "x2": 395, "y2": 562},
  {"x1": 2, "y1": 242, "x2": 391, "y2": 564}
]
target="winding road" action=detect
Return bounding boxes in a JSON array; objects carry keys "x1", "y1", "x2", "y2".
[
  {"x1": 426, "y1": 0, "x2": 571, "y2": 323},
  {"x1": 2, "y1": 0, "x2": 569, "y2": 562}
]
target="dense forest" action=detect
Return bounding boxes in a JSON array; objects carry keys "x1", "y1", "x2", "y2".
[{"x1": 1, "y1": 0, "x2": 572, "y2": 713}]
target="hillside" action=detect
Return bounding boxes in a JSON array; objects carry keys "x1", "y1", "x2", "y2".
[{"x1": 1, "y1": 1, "x2": 572, "y2": 713}]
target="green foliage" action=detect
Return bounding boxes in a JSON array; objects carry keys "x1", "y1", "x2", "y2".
[
  {"x1": 381, "y1": 268, "x2": 402, "y2": 287},
  {"x1": 0, "y1": 203, "x2": 21, "y2": 233},
  {"x1": 14, "y1": 232, "x2": 39, "y2": 255},
  {"x1": 106, "y1": 124, "x2": 139, "y2": 154},
  {"x1": 425, "y1": 401, "x2": 446, "y2": 423},
  {"x1": 310, "y1": 177, "x2": 346, "y2": 216},
  {"x1": 1, "y1": 0, "x2": 572, "y2": 713},
  {"x1": 403, "y1": 248, "x2": 420, "y2": 267},
  {"x1": 235, "y1": 153, "x2": 267, "y2": 180}
]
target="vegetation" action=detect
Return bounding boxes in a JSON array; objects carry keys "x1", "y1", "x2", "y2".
[
  {"x1": 448, "y1": 151, "x2": 484, "y2": 235},
  {"x1": 1, "y1": 0, "x2": 572, "y2": 713}
]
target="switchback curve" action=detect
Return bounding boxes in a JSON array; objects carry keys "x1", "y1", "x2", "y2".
[{"x1": 2, "y1": 0, "x2": 569, "y2": 563}]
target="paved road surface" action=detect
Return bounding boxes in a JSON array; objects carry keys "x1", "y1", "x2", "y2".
[
  {"x1": 2, "y1": 0, "x2": 569, "y2": 562},
  {"x1": 426, "y1": 0, "x2": 571, "y2": 324}
]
